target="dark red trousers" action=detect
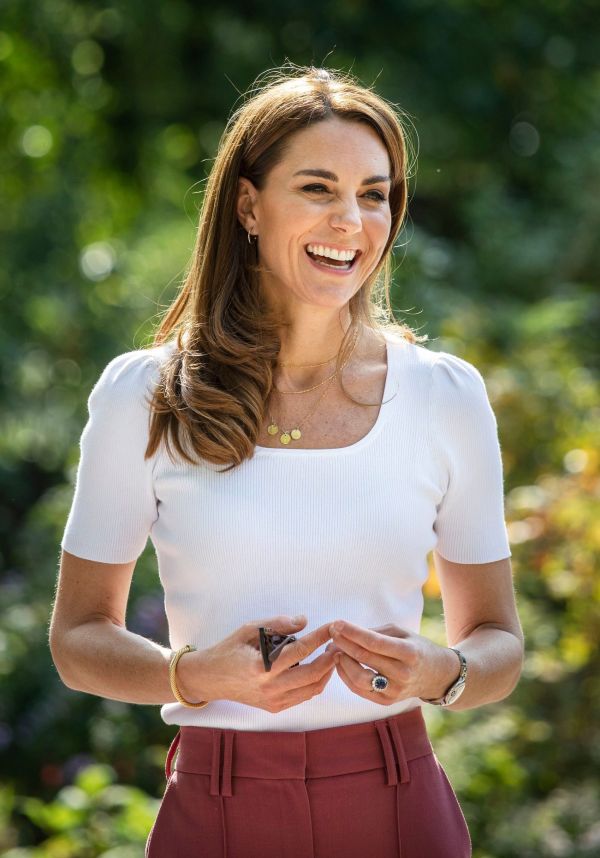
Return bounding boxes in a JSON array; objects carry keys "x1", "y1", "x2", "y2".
[{"x1": 145, "y1": 708, "x2": 471, "y2": 857}]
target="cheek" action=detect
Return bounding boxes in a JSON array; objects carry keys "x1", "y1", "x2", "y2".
[
  {"x1": 378, "y1": 209, "x2": 393, "y2": 235},
  {"x1": 368, "y1": 214, "x2": 392, "y2": 254},
  {"x1": 364, "y1": 205, "x2": 391, "y2": 231}
]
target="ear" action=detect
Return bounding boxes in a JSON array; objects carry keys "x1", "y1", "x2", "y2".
[{"x1": 236, "y1": 177, "x2": 259, "y2": 235}]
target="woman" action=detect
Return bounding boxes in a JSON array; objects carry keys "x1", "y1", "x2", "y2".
[{"x1": 50, "y1": 65, "x2": 524, "y2": 857}]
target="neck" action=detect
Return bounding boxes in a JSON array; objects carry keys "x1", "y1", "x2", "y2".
[
  {"x1": 275, "y1": 316, "x2": 356, "y2": 388},
  {"x1": 276, "y1": 309, "x2": 353, "y2": 363}
]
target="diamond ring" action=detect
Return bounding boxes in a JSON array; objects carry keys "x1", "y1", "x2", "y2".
[{"x1": 371, "y1": 674, "x2": 389, "y2": 692}]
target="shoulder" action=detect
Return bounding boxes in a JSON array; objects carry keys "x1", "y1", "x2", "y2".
[
  {"x1": 382, "y1": 332, "x2": 487, "y2": 394},
  {"x1": 88, "y1": 341, "x2": 177, "y2": 411},
  {"x1": 380, "y1": 333, "x2": 494, "y2": 428},
  {"x1": 422, "y1": 348, "x2": 497, "y2": 431},
  {"x1": 428, "y1": 349, "x2": 487, "y2": 399}
]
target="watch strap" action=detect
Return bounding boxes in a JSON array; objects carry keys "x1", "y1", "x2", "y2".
[{"x1": 422, "y1": 647, "x2": 467, "y2": 707}]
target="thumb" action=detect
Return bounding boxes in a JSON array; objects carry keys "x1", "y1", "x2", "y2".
[
  {"x1": 267, "y1": 614, "x2": 308, "y2": 633},
  {"x1": 240, "y1": 614, "x2": 307, "y2": 642}
]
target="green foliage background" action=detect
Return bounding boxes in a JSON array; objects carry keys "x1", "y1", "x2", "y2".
[{"x1": 1, "y1": 1, "x2": 599, "y2": 855}]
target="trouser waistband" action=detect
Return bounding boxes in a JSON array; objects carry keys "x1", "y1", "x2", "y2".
[{"x1": 165, "y1": 707, "x2": 432, "y2": 797}]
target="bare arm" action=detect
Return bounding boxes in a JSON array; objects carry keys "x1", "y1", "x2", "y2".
[
  {"x1": 49, "y1": 551, "x2": 181, "y2": 704},
  {"x1": 327, "y1": 554, "x2": 523, "y2": 711},
  {"x1": 433, "y1": 552, "x2": 524, "y2": 710},
  {"x1": 49, "y1": 550, "x2": 336, "y2": 711}
]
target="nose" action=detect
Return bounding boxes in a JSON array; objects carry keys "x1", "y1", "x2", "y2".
[{"x1": 329, "y1": 195, "x2": 362, "y2": 234}]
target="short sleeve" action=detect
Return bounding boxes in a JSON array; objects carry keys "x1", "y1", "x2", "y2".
[
  {"x1": 61, "y1": 350, "x2": 161, "y2": 564},
  {"x1": 430, "y1": 352, "x2": 511, "y2": 564}
]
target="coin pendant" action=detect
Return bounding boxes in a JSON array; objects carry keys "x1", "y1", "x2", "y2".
[
  {"x1": 267, "y1": 423, "x2": 279, "y2": 435},
  {"x1": 280, "y1": 432, "x2": 291, "y2": 445},
  {"x1": 290, "y1": 428, "x2": 301, "y2": 440}
]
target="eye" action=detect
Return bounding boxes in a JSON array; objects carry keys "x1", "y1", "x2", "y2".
[
  {"x1": 364, "y1": 190, "x2": 388, "y2": 203},
  {"x1": 302, "y1": 184, "x2": 330, "y2": 194},
  {"x1": 301, "y1": 184, "x2": 388, "y2": 203}
]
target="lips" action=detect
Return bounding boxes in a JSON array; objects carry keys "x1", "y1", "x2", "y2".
[{"x1": 304, "y1": 246, "x2": 361, "y2": 272}]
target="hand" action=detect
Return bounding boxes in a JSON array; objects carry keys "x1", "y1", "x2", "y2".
[
  {"x1": 325, "y1": 621, "x2": 461, "y2": 706},
  {"x1": 177, "y1": 615, "x2": 337, "y2": 713}
]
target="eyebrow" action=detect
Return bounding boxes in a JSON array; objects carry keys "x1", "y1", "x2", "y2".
[{"x1": 292, "y1": 169, "x2": 392, "y2": 185}]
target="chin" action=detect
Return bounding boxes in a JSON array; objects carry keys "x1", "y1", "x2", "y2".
[{"x1": 303, "y1": 291, "x2": 357, "y2": 310}]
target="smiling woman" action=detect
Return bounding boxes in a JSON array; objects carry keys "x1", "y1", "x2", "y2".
[
  {"x1": 235, "y1": 117, "x2": 392, "y2": 317},
  {"x1": 51, "y1": 64, "x2": 523, "y2": 858}
]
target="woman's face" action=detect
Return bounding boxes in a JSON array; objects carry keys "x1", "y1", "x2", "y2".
[{"x1": 238, "y1": 117, "x2": 393, "y2": 314}]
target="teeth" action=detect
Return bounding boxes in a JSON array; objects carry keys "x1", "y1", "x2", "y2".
[{"x1": 307, "y1": 244, "x2": 357, "y2": 262}]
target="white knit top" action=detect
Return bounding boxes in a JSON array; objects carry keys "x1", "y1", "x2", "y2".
[{"x1": 61, "y1": 331, "x2": 511, "y2": 731}]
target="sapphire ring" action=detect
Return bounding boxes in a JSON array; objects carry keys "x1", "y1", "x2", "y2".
[{"x1": 371, "y1": 674, "x2": 389, "y2": 692}]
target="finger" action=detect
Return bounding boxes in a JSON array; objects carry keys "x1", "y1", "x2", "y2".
[
  {"x1": 330, "y1": 621, "x2": 412, "y2": 660},
  {"x1": 334, "y1": 655, "x2": 372, "y2": 699},
  {"x1": 336, "y1": 653, "x2": 374, "y2": 689},
  {"x1": 278, "y1": 666, "x2": 336, "y2": 710},
  {"x1": 240, "y1": 615, "x2": 307, "y2": 644},
  {"x1": 332, "y1": 634, "x2": 396, "y2": 675},
  {"x1": 325, "y1": 642, "x2": 341, "y2": 656},
  {"x1": 371, "y1": 624, "x2": 411, "y2": 639},
  {"x1": 276, "y1": 649, "x2": 337, "y2": 691},
  {"x1": 335, "y1": 654, "x2": 388, "y2": 701},
  {"x1": 272, "y1": 622, "x2": 334, "y2": 672}
]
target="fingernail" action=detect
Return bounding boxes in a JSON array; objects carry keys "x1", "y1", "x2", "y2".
[
  {"x1": 329, "y1": 622, "x2": 343, "y2": 635},
  {"x1": 292, "y1": 615, "x2": 305, "y2": 625}
]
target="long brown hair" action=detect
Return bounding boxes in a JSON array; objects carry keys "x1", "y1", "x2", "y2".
[{"x1": 145, "y1": 64, "x2": 426, "y2": 471}]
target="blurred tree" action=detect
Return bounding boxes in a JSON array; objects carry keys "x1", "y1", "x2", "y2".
[{"x1": 1, "y1": 0, "x2": 598, "y2": 854}]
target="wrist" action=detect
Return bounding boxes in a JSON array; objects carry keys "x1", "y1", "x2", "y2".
[
  {"x1": 172, "y1": 647, "x2": 209, "y2": 706},
  {"x1": 425, "y1": 647, "x2": 462, "y2": 700},
  {"x1": 422, "y1": 647, "x2": 467, "y2": 707}
]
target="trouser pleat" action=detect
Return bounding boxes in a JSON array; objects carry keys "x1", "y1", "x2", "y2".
[
  {"x1": 375, "y1": 721, "x2": 398, "y2": 786},
  {"x1": 209, "y1": 731, "x2": 221, "y2": 796},
  {"x1": 375, "y1": 717, "x2": 412, "y2": 857},
  {"x1": 388, "y1": 718, "x2": 410, "y2": 784},
  {"x1": 207, "y1": 729, "x2": 235, "y2": 855}
]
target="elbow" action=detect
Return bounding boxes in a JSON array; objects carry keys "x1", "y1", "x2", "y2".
[
  {"x1": 49, "y1": 632, "x2": 86, "y2": 692},
  {"x1": 495, "y1": 634, "x2": 525, "y2": 703},
  {"x1": 51, "y1": 657, "x2": 90, "y2": 694},
  {"x1": 498, "y1": 667, "x2": 522, "y2": 703},
  {"x1": 510, "y1": 638, "x2": 525, "y2": 693},
  {"x1": 49, "y1": 636, "x2": 75, "y2": 689}
]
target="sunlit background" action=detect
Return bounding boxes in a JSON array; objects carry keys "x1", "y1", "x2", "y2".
[{"x1": 1, "y1": 1, "x2": 599, "y2": 855}]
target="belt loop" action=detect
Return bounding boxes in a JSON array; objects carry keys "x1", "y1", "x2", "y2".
[
  {"x1": 388, "y1": 718, "x2": 411, "y2": 784},
  {"x1": 375, "y1": 722, "x2": 398, "y2": 786},
  {"x1": 165, "y1": 730, "x2": 181, "y2": 781},
  {"x1": 221, "y1": 732, "x2": 234, "y2": 797},
  {"x1": 210, "y1": 731, "x2": 222, "y2": 796}
]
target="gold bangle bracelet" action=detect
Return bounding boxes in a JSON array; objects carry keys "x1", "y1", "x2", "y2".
[{"x1": 169, "y1": 644, "x2": 208, "y2": 709}]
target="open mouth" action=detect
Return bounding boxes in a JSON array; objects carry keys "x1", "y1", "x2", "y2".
[{"x1": 304, "y1": 245, "x2": 361, "y2": 272}]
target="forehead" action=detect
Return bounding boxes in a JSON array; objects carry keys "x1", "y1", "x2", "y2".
[{"x1": 275, "y1": 117, "x2": 391, "y2": 176}]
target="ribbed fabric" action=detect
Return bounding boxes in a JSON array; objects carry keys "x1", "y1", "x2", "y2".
[{"x1": 61, "y1": 332, "x2": 511, "y2": 732}]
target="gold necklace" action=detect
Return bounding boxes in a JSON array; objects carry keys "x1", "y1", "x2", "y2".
[
  {"x1": 280, "y1": 353, "x2": 338, "y2": 368},
  {"x1": 267, "y1": 328, "x2": 360, "y2": 446},
  {"x1": 267, "y1": 374, "x2": 338, "y2": 445},
  {"x1": 274, "y1": 366, "x2": 339, "y2": 395}
]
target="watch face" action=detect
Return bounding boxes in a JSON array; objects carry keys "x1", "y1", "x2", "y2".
[{"x1": 444, "y1": 679, "x2": 466, "y2": 706}]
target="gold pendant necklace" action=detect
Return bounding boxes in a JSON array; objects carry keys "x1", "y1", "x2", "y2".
[
  {"x1": 267, "y1": 327, "x2": 360, "y2": 446},
  {"x1": 267, "y1": 373, "x2": 337, "y2": 444}
]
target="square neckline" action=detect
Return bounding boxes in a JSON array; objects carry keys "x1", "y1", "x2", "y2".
[{"x1": 253, "y1": 333, "x2": 400, "y2": 458}]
